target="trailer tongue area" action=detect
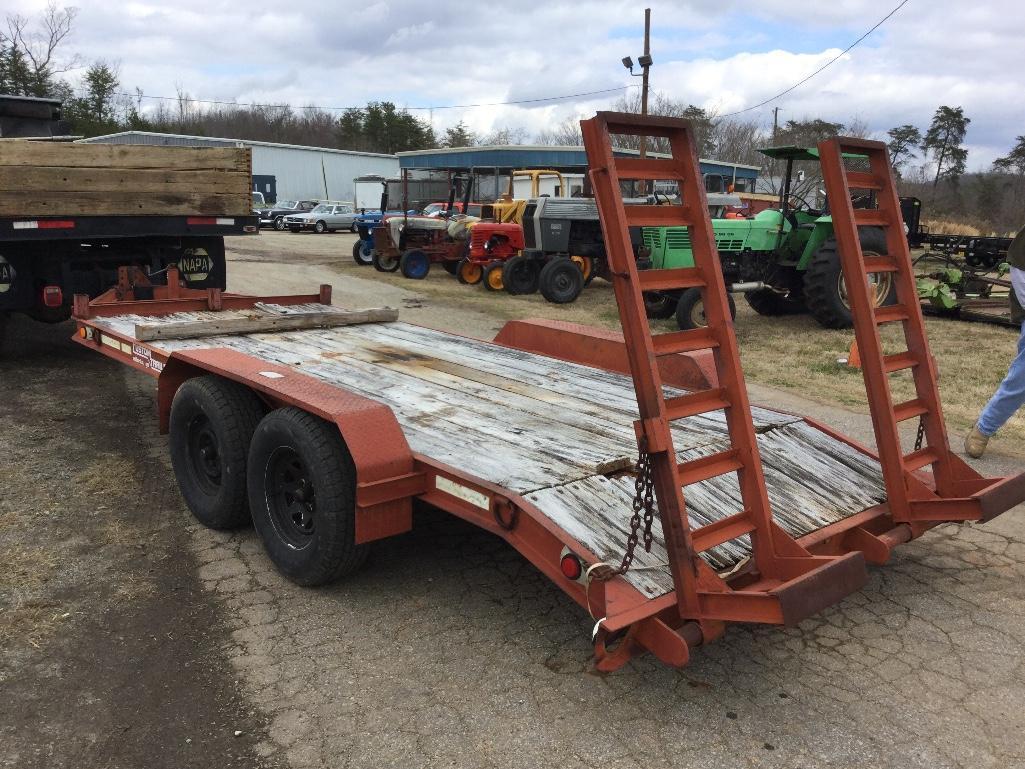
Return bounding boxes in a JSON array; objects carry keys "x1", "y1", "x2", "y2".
[{"x1": 68, "y1": 113, "x2": 1025, "y2": 672}]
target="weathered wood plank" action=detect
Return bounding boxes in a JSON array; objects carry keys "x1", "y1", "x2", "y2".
[
  {"x1": 0, "y1": 189, "x2": 251, "y2": 217},
  {"x1": 0, "y1": 165, "x2": 251, "y2": 195},
  {"x1": 134, "y1": 307, "x2": 398, "y2": 341},
  {"x1": 0, "y1": 142, "x2": 249, "y2": 171}
]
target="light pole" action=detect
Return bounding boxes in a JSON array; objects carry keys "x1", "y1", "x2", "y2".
[{"x1": 622, "y1": 8, "x2": 653, "y2": 189}]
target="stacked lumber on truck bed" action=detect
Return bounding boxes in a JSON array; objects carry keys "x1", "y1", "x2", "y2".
[{"x1": 0, "y1": 141, "x2": 252, "y2": 217}]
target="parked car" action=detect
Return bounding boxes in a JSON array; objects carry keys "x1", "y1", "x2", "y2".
[
  {"x1": 256, "y1": 199, "x2": 318, "y2": 230},
  {"x1": 285, "y1": 202, "x2": 358, "y2": 234}
]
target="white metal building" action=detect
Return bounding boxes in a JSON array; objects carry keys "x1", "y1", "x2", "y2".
[{"x1": 78, "y1": 131, "x2": 399, "y2": 204}]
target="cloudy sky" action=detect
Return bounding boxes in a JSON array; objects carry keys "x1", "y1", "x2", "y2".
[{"x1": 9, "y1": 0, "x2": 1025, "y2": 167}]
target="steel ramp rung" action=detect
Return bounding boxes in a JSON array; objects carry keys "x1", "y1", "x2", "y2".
[
  {"x1": 874, "y1": 304, "x2": 911, "y2": 324},
  {"x1": 893, "y1": 398, "x2": 929, "y2": 423},
  {"x1": 624, "y1": 204, "x2": 694, "y2": 228},
  {"x1": 650, "y1": 327, "x2": 719, "y2": 356},
  {"x1": 844, "y1": 171, "x2": 885, "y2": 191},
  {"x1": 863, "y1": 254, "x2": 900, "y2": 273},
  {"x1": 852, "y1": 209, "x2": 891, "y2": 227},
  {"x1": 613, "y1": 157, "x2": 684, "y2": 180},
  {"x1": 882, "y1": 351, "x2": 919, "y2": 373},
  {"x1": 663, "y1": 388, "x2": 730, "y2": 421},
  {"x1": 677, "y1": 449, "x2": 743, "y2": 486},
  {"x1": 691, "y1": 511, "x2": 756, "y2": 554},
  {"x1": 636, "y1": 267, "x2": 705, "y2": 292},
  {"x1": 904, "y1": 447, "x2": 941, "y2": 472}
]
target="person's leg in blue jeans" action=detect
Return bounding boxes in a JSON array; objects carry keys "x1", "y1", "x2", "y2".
[{"x1": 966, "y1": 323, "x2": 1025, "y2": 456}]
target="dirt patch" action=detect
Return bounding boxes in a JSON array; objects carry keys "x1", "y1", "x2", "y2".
[{"x1": 0, "y1": 317, "x2": 281, "y2": 769}]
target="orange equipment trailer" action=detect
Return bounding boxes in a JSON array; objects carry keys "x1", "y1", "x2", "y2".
[{"x1": 69, "y1": 113, "x2": 1025, "y2": 672}]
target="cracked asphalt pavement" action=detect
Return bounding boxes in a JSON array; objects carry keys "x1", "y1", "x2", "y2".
[{"x1": 3, "y1": 233, "x2": 1025, "y2": 768}]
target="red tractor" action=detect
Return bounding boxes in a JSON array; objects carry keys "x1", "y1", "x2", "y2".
[{"x1": 456, "y1": 222, "x2": 525, "y2": 289}]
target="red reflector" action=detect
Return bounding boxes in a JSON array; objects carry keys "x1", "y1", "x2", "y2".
[
  {"x1": 42, "y1": 285, "x2": 63, "y2": 307},
  {"x1": 186, "y1": 217, "x2": 217, "y2": 225},
  {"x1": 560, "y1": 553, "x2": 583, "y2": 581},
  {"x1": 39, "y1": 220, "x2": 75, "y2": 229}
]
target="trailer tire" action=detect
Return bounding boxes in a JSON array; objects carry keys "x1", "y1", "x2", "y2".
[
  {"x1": 502, "y1": 255, "x2": 539, "y2": 295},
  {"x1": 675, "y1": 287, "x2": 736, "y2": 330},
  {"x1": 373, "y1": 251, "x2": 400, "y2": 273},
  {"x1": 538, "y1": 258, "x2": 584, "y2": 304},
  {"x1": 804, "y1": 228, "x2": 895, "y2": 329},
  {"x1": 169, "y1": 376, "x2": 264, "y2": 530},
  {"x1": 247, "y1": 407, "x2": 369, "y2": 586},
  {"x1": 483, "y1": 261, "x2": 505, "y2": 291},
  {"x1": 352, "y1": 240, "x2": 374, "y2": 266},
  {"x1": 400, "y1": 249, "x2": 431, "y2": 279}
]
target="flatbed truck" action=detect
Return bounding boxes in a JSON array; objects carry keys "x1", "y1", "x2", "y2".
[{"x1": 62, "y1": 114, "x2": 1025, "y2": 671}]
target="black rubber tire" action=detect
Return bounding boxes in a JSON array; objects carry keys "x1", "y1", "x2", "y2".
[
  {"x1": 350, "y1": 222, "x2": 358, "y2": 233},
  {"x1": 643, "y1": 291, "x2": 677, "y2": 320},
  {"x1": 373, "y1": 251, "x2": 400, "y2": 273},
  {"x1": 804, "y1": 228, "x2": 895, "y2": 329},
  {"x1": 314, "y1": 220, "x2": 327, "y2": 234},
  {"x1": 352, "y1": 240, "x2": 374, "y2": 266},
  {"x1": 745, "y1": 287, "x2": 805, "y2": 316},
  {"x1": 289, "y1": 226, "x2": 301, "y2": 233},
  {"x1": 247, "y1": 407, "x2": 369, "y2": 586},
  {"x1": 538, "y1": 258, "x2": 584, "y2": 304},
  {"x1": 169, "y1": 376, "x2": 264, "y2": 530},
  {"x1": 483, "y1": 261, "x2": 504, "y2": 291},
  {"x1": 441, "y1": 260, "x2": 459, "y2": 276},
  {"x1": 273, "y1": 216, "x2": 286, "y2": 231},
  {"x1": 502, "y1": 255, "x2": 539, "y2": 295},
  {"x1": 675, "y1": 288, "x2": 736, "y2": 330}
]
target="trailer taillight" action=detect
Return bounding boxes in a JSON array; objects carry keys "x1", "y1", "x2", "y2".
[
  {"x1": 559, "y1": 552, "x2": 583, "y2": 581},
  {"x1": 41, "y1": 285, "x2": 63, "y2": 307}
]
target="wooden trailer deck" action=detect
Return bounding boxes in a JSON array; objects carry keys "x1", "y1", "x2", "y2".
[{"x1": 90, "y1": 307, "x2": 887, "y2": 598}]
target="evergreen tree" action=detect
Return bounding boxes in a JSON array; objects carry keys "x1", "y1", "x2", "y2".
[
  {"x1": 922, "y1": 106, "x2": 970, "y2": 187},
  {"x1": 886, "y1": 124, "x2": 922, "y2": 175}
]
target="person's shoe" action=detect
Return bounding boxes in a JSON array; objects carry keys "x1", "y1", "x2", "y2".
[{"x1": 964, "y1": 424, "x2": 990, "y2": 458}]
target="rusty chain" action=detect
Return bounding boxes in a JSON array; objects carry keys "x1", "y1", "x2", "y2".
[
  {"x1": 595, "y1": 437, "x2": 657, "y2": 581},
  {"x1": 915, "y1": 415, "x2": 926, "y2": 452}
]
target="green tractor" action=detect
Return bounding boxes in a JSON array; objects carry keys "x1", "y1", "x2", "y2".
[{"x1": 642, "y1": 145, "x2": 895, "y2": 330}]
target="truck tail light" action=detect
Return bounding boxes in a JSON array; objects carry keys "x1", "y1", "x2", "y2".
[{"x1": 42, "y1": 285, "x2": 63, "y2": 307}]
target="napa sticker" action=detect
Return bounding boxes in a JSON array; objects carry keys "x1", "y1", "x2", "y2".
[
  {"x1": 0, "y1": 256, "x2": 14, "y2": 294},
  {"x1": 179, "y1": 248, "x2": 213, "y2": 282}
]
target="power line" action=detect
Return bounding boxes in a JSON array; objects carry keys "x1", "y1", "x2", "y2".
[
  {"x1": 116, "y1": 84, "x2": 638, "y2": 113},
  {"x1": 720, "y1": 0, "x2": 912, "y2": 118}
]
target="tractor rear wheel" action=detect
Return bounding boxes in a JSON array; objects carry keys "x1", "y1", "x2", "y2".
[
  {"x1": 643, "y1": 291, "x2": 677, "y2": 320},
  {"x1": 373, "y1": 251, "x2": 400, "y2": 273},
  {"x1": 745, "y1": 288, "x2": 805, "y2": 316},
  {"x1": 675, "y1": 287, "x2": 736, "y2": 330},
  {"x1": 399, "y1": 249, "x2": 431, "y2": 279},
  {"x1": 457, "y1": 258, "x2": 483, "y2": 285},
  {"x1": 502, "y1": 256, "x2": 540, "y2": 295},
  {"x1": 539, "y1": 258, "x2": 584, "y2": 304},
  {"x1": 483, "y1": 262, "x2": 505, "y2": 291},
  {"x1": 803, "y1": 228, "x2": 895, "y2": 329}
]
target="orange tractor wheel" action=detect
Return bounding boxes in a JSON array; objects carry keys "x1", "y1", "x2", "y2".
[
  {"x1": 483, "y1": 262, "x2": 505, "y2": 291},
  {"x1": 570, "y1": 255, "x2": 594, "y2": 283},
  {"x1": 457, "y1": 258, "x2": 483, "y2": 285}
]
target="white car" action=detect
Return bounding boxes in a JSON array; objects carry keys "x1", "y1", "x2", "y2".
[{"x1": 285, "y1": 203, "x2": 358, "y2": 233}]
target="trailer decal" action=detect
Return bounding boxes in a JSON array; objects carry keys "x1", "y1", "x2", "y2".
[{"x1": 435, "y1": 476, "x2": 489, "y2": 510}]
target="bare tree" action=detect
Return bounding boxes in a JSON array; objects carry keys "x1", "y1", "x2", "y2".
[
  {"x1": 5, "y1": 3, "x2": 79, "y2": 96},
  {"x1": 535, "y1": 115, "x2": 584, "y2": 146}
]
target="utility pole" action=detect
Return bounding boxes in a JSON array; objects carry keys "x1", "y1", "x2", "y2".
[
  {"x1": 771, "y1": 106, "x2": 781, "y2": 142},
  {"x1": 639, "y1": 8, "x2": 651, "y2": 163}
]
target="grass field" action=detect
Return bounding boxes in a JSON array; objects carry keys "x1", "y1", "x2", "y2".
[{"x1": 335, "y1": 257, "x2": 1025, "y2": 453}]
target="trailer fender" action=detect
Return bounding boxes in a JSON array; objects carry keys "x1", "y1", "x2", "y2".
[
  {"x1": 493, "y1": 318, "x2": 716, "y2": 390},
  {"x1": 157, "y1": 347, "x2": 422, "y2": 543}
]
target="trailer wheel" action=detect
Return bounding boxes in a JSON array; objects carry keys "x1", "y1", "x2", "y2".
[
  {"x1": 502, "y1": 255, "x2": 539, "y2": 295},
  {"x1": 675, "y1": 287, "x2": 736, "y2": 330},
  {"x1": 457, "y1": 258, "x2": 483, "y2": 285},
  {"x1": 643, "y1": 291, "x2": 677, "y2": 320},
  {"x1": 483, "y1": 262, "x2": 505, "y2": 291},
  {"x1": 373, "y1": 251, "x2": 400, "y2": 273},
  {"x1": 352, "y1": 240, "x2": 374, "y2": 266},
  {"x1": 539, "y1": 258, "x2": 584, "y2": 304},
  {"x1": 400, "y1": 249, "x2": 431, "y2": 279},
  {"x1": 804, "y1": 228, "x2": 895, "y2": 329},
  {"x1": 169, "y1": 376, "x2": 264, "y2": 530},
  {"x1": 248, "y1": 407, "x2": 369, "y2": 586}
]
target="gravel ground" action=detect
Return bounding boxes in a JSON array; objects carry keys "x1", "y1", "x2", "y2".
[{"x1": 2, "y1": 229, "x2": 1024, "y2": 769}]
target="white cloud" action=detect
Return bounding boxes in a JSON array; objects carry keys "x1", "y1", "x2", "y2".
[{"x1": 7, "y1": 0, "x2": 1023, "y2": 166}]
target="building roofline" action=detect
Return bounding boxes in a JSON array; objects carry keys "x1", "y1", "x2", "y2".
[
  {"x1": 395, "y1": 144, "x2": 761, "y2": 171},
  {"x1": 77, "y1": 131, "x2": 397, "y2": 159}
]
